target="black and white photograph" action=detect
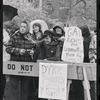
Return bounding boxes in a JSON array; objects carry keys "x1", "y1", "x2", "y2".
[{"x1": 3, "y1": 0, "x2": 97, "y2": 100}]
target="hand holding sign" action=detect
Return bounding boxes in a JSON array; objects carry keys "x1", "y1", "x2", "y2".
[
  {"x1": 20, "y1": 49, "x2": 26, "y2": 55},
  {"x1": 61, "y1": 27, "x2": 84, "y2": 63},
  {"x1": 27, "y1": 49, "x2": 34, "y2": 59}
]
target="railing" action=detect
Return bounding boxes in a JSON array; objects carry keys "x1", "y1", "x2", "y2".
[
  {"x1": 3, "y1": 60, "x2": 96, "y2": 81},
  {"x1": 3, "y1": 60, "x2": 96, "y2": 100}
]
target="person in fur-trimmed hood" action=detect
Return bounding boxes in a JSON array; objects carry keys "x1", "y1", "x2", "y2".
[{"x1": 53, "y1": 22, "x2": 65, "y2": 42}]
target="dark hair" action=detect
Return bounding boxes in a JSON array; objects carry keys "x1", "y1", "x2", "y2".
[
  {"x1": 33, "y1": 23, "x2": 42, "y2": 33},
  {"x1": 42, "y1": 30, "x2": 55, "y2": 41}
]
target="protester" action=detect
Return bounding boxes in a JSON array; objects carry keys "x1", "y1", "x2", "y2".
[
  {"x1": 53, "y1": 22, "x2": 65, "y2": 42},
  {"x1": 70, "y1": 25, "x2": 92, "y2": 100},
  {"x1": 89, "y1": 30, "x2": 97, "y2": 100},
  {"x1": 27, "y1": 22, "x2": 44, "y2": 100},
  {"x1": 79, "y1": 25, "x2": 91, "y2": 62},
  {"x1": 4, "y1": 21, "x2": 38, "y2": 100},
  {"x1": 89, "y1": 34, "x2": 97, "y2": 63},
  {"x1": 29, "y1": 30, "x2": 63, "y2": 100},
  {"x1": 32, "y1": 23, "x2": 43, "y2": 41},
  {"x1": 40, "y1": 30, "x2": 63, "y2": 61}
]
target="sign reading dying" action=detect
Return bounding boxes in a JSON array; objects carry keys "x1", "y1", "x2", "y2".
[{"x1": 39, "y1": 62, "x2": 67, "y2": 99}]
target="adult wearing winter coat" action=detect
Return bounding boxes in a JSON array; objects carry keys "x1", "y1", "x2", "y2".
[
  {"x1": 32, "y1": 23, "x2": 43, "y2": 41},
  {"x1": 31, "y1": 22, "x2": 44, "y2": 60},
  {"x1": 89, "y1": 33, "x2": 97, "y2": 63},
  {"x1": 80, "y1": 25, "x2": 96, "y2": 100},
  {"x1": 4, "y1": 21, "x2": 38, "y2": 100},
  {"x1": 70, "y1": 25, "x2": 92, "y2": 100},
  {"x1": 40, "y1": 30, "x2": 63, "y2": 61},
  {"x1": 79, "y1": 25, "x2": 91, "y2": 62},
  {"x1": 89, "y1": 31, "x2": 97, "y2": 100},
  {"x1": 27, "y1": 22, "x2": 44, "y2": 100}
]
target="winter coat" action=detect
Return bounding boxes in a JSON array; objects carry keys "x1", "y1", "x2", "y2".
[
  {"x1": 79, "y1": 25, "x2": 91, "y2": 62},
  {"x1": 89, "y1": 35, "x2": 97, "y2": 63},
  {"x1": 38, "y1": 40, "x2": 63, "y2": 61},
  {"x1": 6, "y1": 30, "x2": 38, "y2": 62}
]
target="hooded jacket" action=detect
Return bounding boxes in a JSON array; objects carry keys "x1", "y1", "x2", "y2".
[
  {"x1": 79, "y1": 25, "x2": 91, "y2": 62},
  {"x1": 53, "y1": 22, "x2": 65, "y2": 38}
]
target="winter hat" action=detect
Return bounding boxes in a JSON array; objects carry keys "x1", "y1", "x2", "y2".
[
  {"x1": 42, "y1": 30, "x2": 55, "y2": 39},
  {"x1": 33, "y1": 23, "x2": 42, "y2": 31}
]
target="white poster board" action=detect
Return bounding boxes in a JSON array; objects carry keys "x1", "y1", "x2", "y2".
[
  {"x1": 39, "y1": 62, "x2": 68, "y2": 100},
  {"x1": 61, "y1": 27, "x2": 84, "y2": 63}
]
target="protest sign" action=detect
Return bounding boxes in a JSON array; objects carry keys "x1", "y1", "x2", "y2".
[
  {"x1": 3, "y1": 61, "x2": 38, "y2": 76},
  {"x1": 61, "y1": 26, "x2": 84, "y2": 63},
  {"x1": 39, "y1": 62, "x2": 67, "y2": 100}
]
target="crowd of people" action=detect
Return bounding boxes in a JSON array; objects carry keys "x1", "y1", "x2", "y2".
[{"x1": 3, "y1": 20, "x2": 96, "y2": 100}]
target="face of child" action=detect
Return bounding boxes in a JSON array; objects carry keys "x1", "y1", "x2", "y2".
[
  {"x1": 20, "y1": 23, "x2": 28, "y2": 35},
  {"x1": 55, "y1": 27, "x2": 62, "y2": 35},
  {"x1": 44, "y1": 35, "x2": 52, "y2": 44},
  {"x1": 33, "y1": 25, "x2": 40, "y2": 33}
]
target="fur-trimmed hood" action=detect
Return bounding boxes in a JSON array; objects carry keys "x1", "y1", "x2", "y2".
[{"x1": 53, "y1": 22, "x2": 65, "y2": 36}]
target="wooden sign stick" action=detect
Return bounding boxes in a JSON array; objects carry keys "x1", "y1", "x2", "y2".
[{"x1": 82, "y1": 66, "x2": 91, "y2": 100}]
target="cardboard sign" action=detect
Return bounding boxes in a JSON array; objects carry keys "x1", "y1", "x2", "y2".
[
  {"x1": 39, "y1": 62, "x2": 67, "y2": 100},
  {"x1": 3, "y1": 61, "x2": 38, "y2": 76},
  {"x1": 61, "y1": 27, "x2": 84, "y2": 63}
]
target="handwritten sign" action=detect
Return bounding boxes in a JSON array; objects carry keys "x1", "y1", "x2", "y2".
[
  {"x1": 3, "y1": 61, "x2": 38, "y2": 76},
  {"x1": 39, "y1": 62, "x2": 67, "y2": 99},
  {"x1": 61, "y1": 27, "x2": 84, "y2": 63}
]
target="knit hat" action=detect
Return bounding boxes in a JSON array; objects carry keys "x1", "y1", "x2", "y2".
[{"x1": 42, "y1": 30, "x2": 55, "y2": 39}]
